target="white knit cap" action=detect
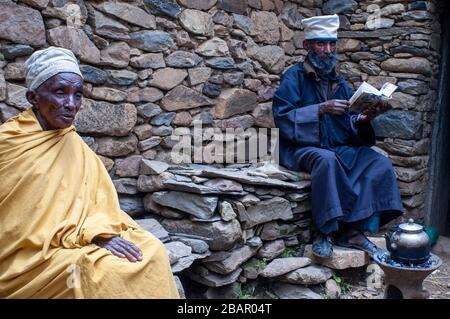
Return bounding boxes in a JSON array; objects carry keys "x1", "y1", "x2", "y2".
[
  {"x1": 23, "y1": 46, "x2": 83, "y2": 91},
  {"x1": 301, "y1": 14, "x2": 340, "y2": 41}
]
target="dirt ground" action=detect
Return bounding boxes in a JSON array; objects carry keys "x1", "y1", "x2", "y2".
[
  {"x1": 423, "y1": 236, "x2": 450, "y2": 299},
  {"x1": 336, "y1": 236, "x2": 450, "y2": 299}
]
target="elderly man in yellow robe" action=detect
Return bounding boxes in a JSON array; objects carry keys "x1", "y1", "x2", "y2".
[{"x1": 0, "y1": 47, "x2": 180, "y2": 298}]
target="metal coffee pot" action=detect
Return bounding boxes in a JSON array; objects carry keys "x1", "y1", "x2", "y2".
[{"x1": 385, "y1": 219, "x2": 431, "y2": 264}]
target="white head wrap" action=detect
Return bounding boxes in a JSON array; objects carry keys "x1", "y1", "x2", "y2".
[
  {"x1": 23, "y1": 46, "x2": 83, "y2": 91},
  {"x1": 301, "y1": 14, "x2": 340, "y2": 41}
]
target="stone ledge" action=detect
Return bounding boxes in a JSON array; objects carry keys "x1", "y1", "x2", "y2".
[{"x1": 304, "y1": 237, "x2": 386, "y2": 270}]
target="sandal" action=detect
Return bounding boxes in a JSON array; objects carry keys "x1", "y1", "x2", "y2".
[
  {"x1": 335, "y1": 231, "x2": 379, "y2": 257},
  {"x1": 312, "y1": 233, "x2": 333, "y2": 258}
]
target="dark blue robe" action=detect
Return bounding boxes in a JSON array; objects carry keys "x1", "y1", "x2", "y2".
[{"x1": 272, "y1": 62, "x2": 403, "y2": 233}]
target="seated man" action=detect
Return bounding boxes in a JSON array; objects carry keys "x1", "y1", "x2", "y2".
[
  {"x1": 0, "y1": 47, "x2": 179, "y2": 298},
  {"x1": 272, "y1": 15, "x2": 404, "y2": 258}
]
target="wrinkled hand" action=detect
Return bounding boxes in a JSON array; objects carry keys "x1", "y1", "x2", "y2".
[
  {"x1": 319, "y1": 99, "x2": 350, "y2": 115},
  {"x1": 93, "y1": 236, "x2": 143, "y2": 262}
]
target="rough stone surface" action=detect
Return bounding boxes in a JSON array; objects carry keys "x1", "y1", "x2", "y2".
[
  {"x1": 217, "y1": 0, "x2": 247, "y2": 15},
  {"x1": 140, "y1": 159, "x2": 169, "y2": 175},
  {"x1": 214, "y1": 89, "x2": 258, "y2": 119},
  {"x1": 171, "y1": 236, "x2": 210, "y2": 254},
  {"x1": 165, "y1": 241, "x2": 192, "y2": 264},
  {"x1": 381, "y1": 58, "x2": 432, "y2": 76},
  {"x1": 161, "y1": 86, "x2": 213, "y2": 111},
  {"x1": 136, "y1": 218, "x2": 170, "y2": 242},
  {"x1": 90, "y1": 9, "x2": 130, "y2": 41},
  {"x1": 166, "y1": 51, "x2": 203, "y2": 68},
  {"x1": 372, "y1": 110, "x2": 422, "y2": 139},
  {"x1": 196, "y1": 38, "x2": 229, "y2": 57},
  {"x1": 48, "y1": 26, "x2": 100, "y2": 64},
  {"x1": 260, "y1": 257, "x2": 311, "y2": 278},
  {"x1": 96, "y1": 135, "x2": 138, "y2": 157},
  {"x1": 129, "y1": 31, "x2": 174, "y2": 52},
  {"x1": 205, "y1": 57, "x2": 236, "y2": 69},
  {"x1": 152, "y1": 191, "x2": 218, "y2": 219},
  {"x1": 80, "y1": 65, "x2": 108, "y2": 85},
  {"x1": 115, "y1": 155, "x2": 142, "y2": 177},
  {"x1": 6, "y1": 84, "x2": 31, "y2": 110},
  {"x1": 204, "y1": 245, "x2": 257, "y2": 274},
  {"x1": 94, "y1": 1, "x2": 156, "y2": 29},
  {"x1": 74, "y1": 100, "x2": 137, "y2": 136},
  {"x1": 188, "y1": 67, "x2": 212, "y2": 86},
  {"x1": 218, "y1": 201, "x2": 236, "y2": 221},
  {"x1": 100, "y1": 42, "x2": 130, "y2": 68},
  {"x1": 179, "y1": 0, "x2": 217, "y2": 10},
  {"x1": 304, "y1": 245, "x2": 369, "y2": 270},
  {"x1": 186, "y1": 265, "x2": 242, "y2": 287},
  {"x1": 325, "y1": 279, "x2": 342, "y2": 299},
  {"x1": 238, "y1": 197, "x2": 293, "y2": 229},
  {"x1": 251, "y1": 45, "x2": 285, "y2": 74},
  {"x1": 114, "y1": 178, "x2": 138, "y2": 195},
  {"x1": 250, "y1": 11, "x2": 280, "y2": 44},
  {"x1": 252, "y1": 102, "x2": 276, "y2": 128},
  {"x1": 0, "y1": 44, "x2": 34, "y2": 60},
  {"x1": 0, "y1": 103, "x2": 20, "y2": 122},
  {"x1": 127, "y1": 87, "x2": 164, "y2": 103},
  {"x1": 131, "y1": 53, "x2": 165, "y2": 69},
  {"x1": 179, "y1": 9, "x2": 214, "y2": 36},
  {"x1": 0, "y1": 3, "x2": 46, "y2": 46},
  {"x1": 258, "y1": 239, "x2": 286, "y2": 261},
  {"x1": 118, "y1": 195, "x2": 144, "y2": 217},
  {"x1": 144, "y1": 0, "x2": 182, "y2": 18},
  {"x1": 149, "y1": 68, "x2": 188, "y2": 90},
  {"x1": 272, "y1": 282, "x2": 322, "y2": 299},
  {"x1": 323, "y1": 0, "x2": 357, "y2": 14},
  {"x1": 280, "y1": 264, "x2": 334, "y2": 285},
  {"x1": 161, "y1": 218, "x2": 243, "y2": 251}
]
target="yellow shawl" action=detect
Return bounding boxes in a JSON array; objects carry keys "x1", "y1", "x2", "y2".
[{"x1": 0, "y1": 109, "x2": 179, "y2": 298}]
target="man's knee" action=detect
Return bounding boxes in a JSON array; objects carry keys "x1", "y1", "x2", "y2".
[{"x1": 314, "y1": 150, "x2": 339, "y2": 169}]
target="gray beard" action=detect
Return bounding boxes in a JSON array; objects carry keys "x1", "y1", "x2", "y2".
[{"x1": 307, "y1": 52, "x2": 337, "y2": 75}]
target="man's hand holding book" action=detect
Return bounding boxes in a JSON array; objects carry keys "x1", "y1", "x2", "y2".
[
  {"x1": 357, "y1": 94, "x2": 392, "y2": 123},
  {"x1": 349, "y1": 82, "x2": 397, "y2": 123}
]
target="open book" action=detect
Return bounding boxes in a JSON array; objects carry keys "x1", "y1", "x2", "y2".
[{"x1": 349, "y1": 81, "x2": 397, "y2": 113}]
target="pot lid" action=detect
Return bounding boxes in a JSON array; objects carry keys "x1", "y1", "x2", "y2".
[{"x1": 398, "y1": 218, "x2": 423, "y2": 233}]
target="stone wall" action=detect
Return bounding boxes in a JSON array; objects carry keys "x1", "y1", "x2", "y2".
[{"x1": 0, "y1": 0, "x2": 444, "y2": 298}]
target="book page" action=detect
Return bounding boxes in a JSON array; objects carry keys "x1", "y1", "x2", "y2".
[
  {"x1": 349, "y1": 81, "x2": 381, "y2": 105},
  {"x1": 380, "y1": 82, "x2": 398, "y2": 98}
]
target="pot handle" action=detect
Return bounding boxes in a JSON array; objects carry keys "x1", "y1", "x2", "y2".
[{"x1": 390, "y1": 233, "x2": 399, "y2": 251}]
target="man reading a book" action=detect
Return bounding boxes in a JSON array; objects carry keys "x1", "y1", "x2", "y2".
[{"x1": 272, "y1": 14, "x2": 404, "y2": 258}]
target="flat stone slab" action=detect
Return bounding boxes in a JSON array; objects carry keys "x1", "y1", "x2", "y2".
[
  {"x1": 164, "y1": 241, "x2": 192, "y2": 264},
  {"x1": 152, "y1": 191, "x2": 218, "y2": 219},
  {"x1": 161, "y1": 218, "x2": 242, "y2": 251},
  {"x1": 260, "y1": 257, "x2": 312, "y2": 278},
  {"x1": 135, "y1": 218, "x2": 169, "y2": 242},
  {"x1": 186, "y1": 265, "x2": 242, "y2": 288},
  {"x1": 304, "y1": 237, "x2": 386, "y2": 270},
  {"x1": 170, "y1": 164, "x2": 307, "y2": 189},
  {"x1": 170, "y1": 236, "x2": 209, "y2": 254},
  {"x1": 172, "y1": 252, "x2": 211, "y2": 274},
  {"x1": 272, "y1": 282, "x2": 322, "y2": 299},
  {"x1": 304, "y1": 245, "x2": 369, "y2": 270},
  {"x1": 163, "y1": 179, "x2": 247, "y2": 195},
  {"x1": 203, "y1": 245, "x2": 259, "y2": 275},
  {"x1": 279, "y1": 264, "x2": 334, "y2": 285}
]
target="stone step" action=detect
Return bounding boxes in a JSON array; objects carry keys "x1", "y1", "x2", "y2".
[{"x1": 304, "y1": 237, "x2": 386, "y2": 270}]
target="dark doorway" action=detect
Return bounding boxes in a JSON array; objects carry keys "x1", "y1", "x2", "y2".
[{"x1": 426, "y1": 2, "x2": 450, "y2": 234}]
